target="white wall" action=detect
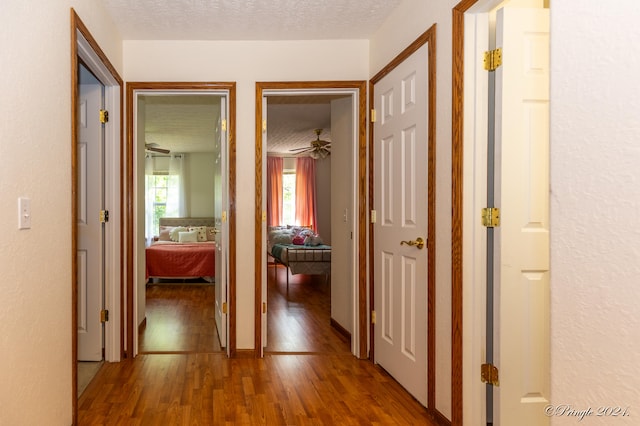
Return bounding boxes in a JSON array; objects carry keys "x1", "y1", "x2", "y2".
[
  {"x1": 0, "y1": 1, "x2": 122, "y2": 424},
  {"x1": 189, "y1": 152, "x2": 216, "y2": 217},
  {"x1": 123, "y1": 39, "x2": 368, "y2": 349},
  {"x1": 370, "y1": 0, "x2": 458, "y2": 419},
  {"x1": 550, "y1": 1, "x2": 640, "y2": 424},
  {"x1": 315, "y1": 157, "x2": 332, "y2": 243}
]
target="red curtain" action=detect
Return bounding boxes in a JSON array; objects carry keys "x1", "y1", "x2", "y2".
[
  {"x1": 295, "y1": 157, "x2": 317, "y2": 231},
  {"x1": 266, "y1": 157, "x2": 283, "y2": 227}
]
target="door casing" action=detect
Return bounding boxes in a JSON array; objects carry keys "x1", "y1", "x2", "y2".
[
  {"x1": 125, "y1": 82, "x2": 237, "y2": 358},
  {"x1": 71, "y1": 8, "x2": 124, "y2": 424},
  {"x1": 254, "y1": 81, "x2": 368, "y2": 359}
]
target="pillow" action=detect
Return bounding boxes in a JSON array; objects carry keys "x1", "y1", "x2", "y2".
[
  {"x1": 270, "y1": 232, "x2": 293, "y2": 245},
  {"x1": 178, "y1": 230, "x2": 198, "y2": 243},
  {"x1": 189, "y1": 226, "x2": 208, "y2": 242},
  {"x1": 158, "y1": 227, "x2": 173, "y2": 241},
  {"x1": 169, "y1": 226, "x2": 188, "y2": 242},
  {"x1": 206, "y1": 226, "x2": 217, "y2": 241},
  {"x1": 304, "y1": 234, "x2": 324, "y2": 246},
  {"x1": 297, "y1": 228, "x2": 314, "y2": 238},
  {"x1": 292, "y1": 234, "x2": 305, "y2": 245}
]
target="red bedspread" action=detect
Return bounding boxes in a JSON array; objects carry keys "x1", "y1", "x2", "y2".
[{"x1": 146, "y1": 241, "x2": 215, "y2": 279}]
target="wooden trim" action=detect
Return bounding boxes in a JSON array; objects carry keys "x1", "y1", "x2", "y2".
[
  {"x1": 254, "y1": 81, "x2": 368, "y2": 359},
  {"x1": 330, "y1": 317, "x2": 352, "y2": 342},
  {"x1": 125, "y1": 81, "x2": 237, "y2": 358},
  {"x1": 434, "y1": 409, "x2": 453, "y2": 426},
  {"x1": 234, "y1": 349, "x2": 258, "y2": 359},
  {"x1": 368, "y1": 24, "x2": 437, "y2": 416},
  {"x1": 452, "y1": 1, "x2": 479, "y2": 425},
  {"x1": 71, "y1": 8, "x2": 124, "y2": 425},
  {"x1": 254, "y1": 83, "x2": 263, "y2": 357},
  {"x1": 427, "y1": 25, "x2": 438, "y2": 416},
  {"x1": 70, "y1": 12, "x2": 78, "y2": 425},
  {"x1": 367, "y1": 80, "x2": 375, "y2": 362},
  {"x1": 138, "y1": 317, "x2": 147, "y2": 333}
]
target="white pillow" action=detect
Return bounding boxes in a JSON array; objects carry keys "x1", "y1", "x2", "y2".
[
  {"x1": 169, "y1": 226, "x2": 188, "y2": 241},
  {"x1": 178, "y1": 230, "x2": 198, "y2": 243}
]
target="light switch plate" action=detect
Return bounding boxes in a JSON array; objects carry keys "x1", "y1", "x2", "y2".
[{"x1": 18, "y1": 197, "x2": 31, "y2": 229}]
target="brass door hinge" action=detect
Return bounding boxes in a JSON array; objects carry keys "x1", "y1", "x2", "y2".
[
  {"x1": 371, "y1": 109, "x2": 377, "y2": 123},
  {"x1": 99, "y1": 210, "x2": 109, "y2": 223},
  {"x1": 99, "y1": 109, "x2": 109, "y2": 124},
  {"x1": 481, "y1": 207, "x2": 500, "y2": 228},
  {"x1": 263, "y1": 302, "x2": 267, "y2": 314},
  {"x1": 100, "y1": 309, "x2": 109, "y2": 323},
  {"x1": 221, "y1": 119, "x2": 227, "y2": 132},
  {"x1": 222, "y1": 302, "x2": 227, "y2": 314},
  {"x1": 262, "y1": 119, "x2": 267, "y2": 131},
  {"x1": 371, "y1": 310, "x2": 377, "y2": 324},
  {"x1": 484, "y1": 48, "x2": 502, "y2": 72},
  {"x1": 481, "y1": 363, "x2": 499, "y2": 386}
]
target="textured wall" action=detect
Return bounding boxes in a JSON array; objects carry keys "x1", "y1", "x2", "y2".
[
  {"x1": 123, "y1": 39, "x2": 369, "y2": 349},
  {"x1": 0, "y1": 1, "x2": 122, "y2": 424},
  {"x1": 550, "y1": 1, "x2": 640, "y2": 424}
]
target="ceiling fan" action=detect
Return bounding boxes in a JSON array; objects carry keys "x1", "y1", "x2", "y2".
[
  {"x1": 290, "y1": 129, "x2": 331, "y2": 159},
  {"x1": 145, "y1": 142, "x2": 170, "y2": 154}
]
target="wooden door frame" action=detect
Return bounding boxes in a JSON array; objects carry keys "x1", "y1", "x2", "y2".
[
  {"x1": 368, "y1": 25, "x2": 438, "y2": 419},
  {"x1": 125, "y1": 82, "x2": 237, "y2": 357},
  {"x1": 70, "y1": 8, "x2": 124, "y2": 425},
  {"x1": 452, "y1": 0, "x2": 484, "y2": 424},
  {"x1": 254, "y1": 81, "x2": 368, "y2": 359}
]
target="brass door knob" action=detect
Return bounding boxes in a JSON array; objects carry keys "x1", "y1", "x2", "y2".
[{"x1": 400, "y1": 237, "x2": 425, "y2": 250}]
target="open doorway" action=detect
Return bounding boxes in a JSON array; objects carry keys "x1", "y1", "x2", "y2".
[
  {"x1": 125, "y1": 82, "x2": 237, "y2": 358},
  {"x1": 263, "y1": 94, "x2": 351, "y2": 354},
  {"x1": 255, "y1": 82, "x2": 368, "y2": 359},
  {"x1": 71, "y1": 10, "x2": 123, "y2": 420},
  {"x1": 137, "y1": 94, "x2": 225, "y2": 354}
]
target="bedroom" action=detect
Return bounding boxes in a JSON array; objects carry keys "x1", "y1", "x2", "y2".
[
  {"x1": 262, "y1": 93, "x2": 356, "y2": 354},
  {"x1": 139, "y1": 93, "x2": 226, "y2": 354}
]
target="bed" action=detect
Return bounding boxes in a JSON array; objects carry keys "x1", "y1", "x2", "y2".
[
  {"x1": 145, "y1": 217, "x2": 217, "y2": 282},
  {"x1": 267, "y1": 226, "x2": 331, "y2": 288}
]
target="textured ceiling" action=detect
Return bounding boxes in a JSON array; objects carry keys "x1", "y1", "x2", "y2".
[
  {"x1": 141, "y1": 94, "x2": 345, "y2": 155},
  {"x1": 141, "y1": 95, "x2": 221, "y2": 154},
  {"x1": 103, "y1": 0, "x2": 402, "y2": 40},
  {"x1": 119, "y1": 1, "x2": 401, "y2": 155}
]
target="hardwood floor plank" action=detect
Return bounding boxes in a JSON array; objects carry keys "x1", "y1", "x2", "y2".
[
  {"x1": 79, "y1": 354, "x2": 434, "y2": 425},
  {"x1": 140, "y1": 283, "x2": 221, "y2": 354}
]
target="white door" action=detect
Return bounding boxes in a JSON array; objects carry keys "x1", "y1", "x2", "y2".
[
  {"x1": 214, "y1": 95, "x2": 229, "y2": 352},
  {"x1": 493, "y1": 7, "x2": 550, "y2": 425},
  {"x1": 373, "y1": 43, "x2": 429, "y2": 406},
  {"x1": 77, "y1": 64, "x2": 105, "y2": 361}
]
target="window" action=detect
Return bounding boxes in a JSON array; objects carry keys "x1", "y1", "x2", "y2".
[
  {"x1": 282, "y1": 172, "x2": 296, "y2": 225},
  {"x1": 145, "y1": 173, "x2": 179, "y2": 237}
]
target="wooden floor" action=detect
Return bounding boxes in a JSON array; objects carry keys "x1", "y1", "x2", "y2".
[
  {"x1": 266, "y1": 265, "x2": 349, "y2": 354},
  {"x1": 140, "y1": 283, "x2": 222, "y2": 353},
  {"x1": 78, "y1": 267, "x2": 434, "y2": 425}
]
